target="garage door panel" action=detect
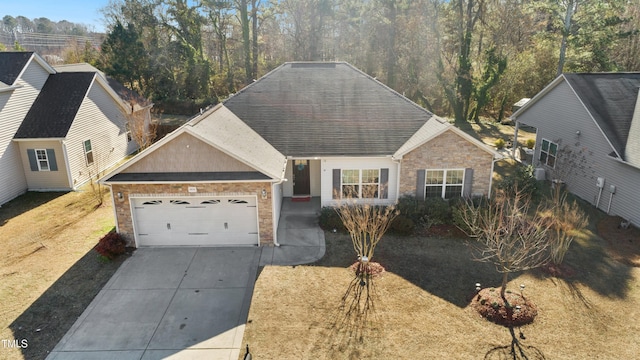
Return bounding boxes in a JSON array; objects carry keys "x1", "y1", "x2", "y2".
[{"x1": 132, "y1": 196, "x2": 259, "y2": 246}]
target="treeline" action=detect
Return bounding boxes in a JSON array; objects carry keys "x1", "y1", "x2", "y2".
[
  {"x1": 1, "y1": 15, "x2": 94, "y2": 36},
  {"x1": 15, "y1": 1, "x2": 640, "y2": 121}
]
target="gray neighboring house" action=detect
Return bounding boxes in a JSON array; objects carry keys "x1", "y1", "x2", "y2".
[
  {"x1": 512, "y1": 73, "x2": 640, "y2": 226},
  {"x1": 0, "y1": 52, "x2": 152, "y2": 205}
]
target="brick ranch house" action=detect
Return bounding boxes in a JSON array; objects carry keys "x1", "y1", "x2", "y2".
[{"x1": 101, "y1": 62, "x2": 498, "y2": 247}]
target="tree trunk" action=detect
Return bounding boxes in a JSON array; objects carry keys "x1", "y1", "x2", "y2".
[
  {"x1": 239, "y1": 0, "x2": 251, "y2": 83},
  {"x1": 251, "y1": 0, "x2": 258, "y2": 80},
  {"x1": 557, "y1": 0, "x2": 576, "y2": 76}
]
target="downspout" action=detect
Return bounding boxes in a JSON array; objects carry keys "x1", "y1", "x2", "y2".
[
  {"x1": 271, "y1": 178, "x2": 287, "y2": 247},
  {"x1": 107, "y1": 184, "x2": 120, "y2": 233},
  {"x1": 512, "y1": 119, "x2": 520, "y2": 158},
  {"x1": 392, "y1": 155, "x2": 402, "y2": 202},
  {"x1": 61, "y1": 139, "x2": 74, "y2": 189},
  {"x1": 489, "y1": 156, "x2": 504, "y2": 198}
]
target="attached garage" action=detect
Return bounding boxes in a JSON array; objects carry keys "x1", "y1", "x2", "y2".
[{"x1": 131, "y1": 196, "x2": 259, "y2": 246}]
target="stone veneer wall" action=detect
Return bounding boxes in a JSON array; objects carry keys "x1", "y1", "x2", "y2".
[
  {"x1": 110, "y1": 182, "x2": 274, "y2": 246},
  {"x1": 399, "y1": 129, "x2": 494, "y2": 197}
]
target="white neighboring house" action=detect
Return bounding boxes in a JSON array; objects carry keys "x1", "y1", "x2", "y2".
[{"x1": 0, "y1": 52, "x2": 152, "y2": 204}]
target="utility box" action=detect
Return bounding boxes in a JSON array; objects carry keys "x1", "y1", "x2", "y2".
[{"x1": 534, "y1": 168, "x2": 546, "y2": 181}]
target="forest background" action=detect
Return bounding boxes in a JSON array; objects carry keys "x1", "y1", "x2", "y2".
[{"x1": 2, "y1": 0, "x2": 640, "y2": 123}]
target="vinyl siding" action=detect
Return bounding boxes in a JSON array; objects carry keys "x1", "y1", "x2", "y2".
[
  {"x1": 517, "y1": 80, "x2": 640, "y2": 226},
  {"x1": 123, "y1": 132, "x2": 256, "y2": 173},
  {"x1": 320, "y1": 157, "x2": 398, "y2": 207},
  {"x1": 65, "y1": 81, "x2": 133, "y2": 189},
  {"x1": 18, "y1": 140, "x2": 70, "y2": 189},
  {"x1": 0, "y1": 59, "x2": 50, "y2": 203}
]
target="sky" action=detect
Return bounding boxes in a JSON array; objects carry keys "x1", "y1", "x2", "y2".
[{"x1": 1, "y1": 0, "x2": 110, "y2": 32}]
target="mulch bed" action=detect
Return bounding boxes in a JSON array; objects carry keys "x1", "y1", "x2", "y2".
[
  {"x1": 597, "y1": 216, "x2": 640, "y2": 267},
  {"x1": 471, "y1": 287, "x2": 538, "y2": 327}
]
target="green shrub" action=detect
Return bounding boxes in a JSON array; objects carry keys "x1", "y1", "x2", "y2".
[
  {"x1": 95, "y1": 231, "x2": 126, "y2": 260},
  {"x1": 494, "y1": 138, "x2": 506, "y2": 149},
  {"x1": 526, "y1": 138, "x2": 535, "y2": 149},
  {"x1": 391, "y1": 215, "x2": 416, "y2": 235},
  {"x1": 425, "y1": 197, "x2": 453, "y2": 225},
  {"x1": 396, "y1": 195, "x2": 427, "y2": 221},
  {"x1": 318, "y1": 206, "x2": 345, "y2": 232},
  {"x1": 496, "y1": 164, "x2": 539, "y2": 199}
]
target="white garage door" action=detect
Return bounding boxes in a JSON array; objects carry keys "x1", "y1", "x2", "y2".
[{"x1": 132, "y1": 196, "x2": 259, "y2": 246}]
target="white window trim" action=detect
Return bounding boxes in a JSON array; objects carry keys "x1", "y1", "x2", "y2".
[
  {"x1": 35, "y1": 149, "x2": 50, "y2": 171},
  {"x1": 341, "y1": 169, "x2": 381, "y2": 199},
  {"x1": 425, "y1": 169, "x2": 465, "y2": 199},
  {"x1": 83, "y1": 140, "x2": 94, "y2": 166},
  {"x1": 539, "y1": 138, "x2": 558, "y2": 168}
]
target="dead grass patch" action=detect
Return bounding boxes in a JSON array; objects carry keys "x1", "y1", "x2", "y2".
[
  {"x1": 241, "y1": 230, "x2": 640, "y2": 359},
  {"x1": 0, "y1": 189, "x2": 125, "y2": 360},
  {"x1": 597, "y1": 215, "x2": 640, "y2": 267}
]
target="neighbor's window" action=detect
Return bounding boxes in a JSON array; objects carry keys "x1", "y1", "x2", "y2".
[
  {"x1": 83, "y1": 140, "x2": 94, "y2": 166},
  {"x1": 425, "y1": 169, "x2": 464, "y2": 199},
  {"x1": 540, "y1": 139, "x2": 557, "y2": 168},
  {"x1": 342, "y1": 169, "x2": 380, "y2": 199},
  {"x1": 35, "y1": 149, "x2": 50, "y2": 171}
]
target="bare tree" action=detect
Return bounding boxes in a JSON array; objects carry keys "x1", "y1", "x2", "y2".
[
  {"x1": 126, "y1": 102, "x2": 157, "y2": 150},
  {"x1": 457, "y1": 189, "x2": 552, "y2": 300},
  {"x1": 333, "y1": 188, "x2": 398, "y2": 320}
]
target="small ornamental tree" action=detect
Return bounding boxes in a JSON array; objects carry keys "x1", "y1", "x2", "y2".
[{"x1": 333, "y1": 188, "x2": 398, "y2": 319}]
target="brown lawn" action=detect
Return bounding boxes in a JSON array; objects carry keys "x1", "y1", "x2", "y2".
[
  {"x1": 0, "y1": 190, "x2": 125, "y2": 360},
  {"x1": 241, "y1": 218, "x2": 640, "y2": 359}
]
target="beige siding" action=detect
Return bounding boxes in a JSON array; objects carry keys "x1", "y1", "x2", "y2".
[
  {"x1": 399, "y1": 129, "x2": 494, "y2": 197},
  {"x1": 18, "y1": 140, "x2": 70, "y2": 190},
  {"x1": 66, "y1": 80, "x2": 133, "y2": 189},
  {"x1": 0, "y1": 60, "x2": 50, "y2": 203},
  {"x1": 110, "y1": 182, "x2": 275, "y2": 246},
  {"x1": 123, "y1": 132, "x2": 257, "y2": 173},
  {"x1": 518, "y1": 80, "x2": 640, "y2": 226}
]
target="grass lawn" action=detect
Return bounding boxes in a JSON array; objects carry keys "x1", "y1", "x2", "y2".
[{"x1": 0, "y1": 190, "x2": 125, "y2": 360}]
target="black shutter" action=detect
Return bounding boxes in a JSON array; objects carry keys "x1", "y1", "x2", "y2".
[
  {"x1": 416, "y1": 170, "x2": 426, "y2": 199},
  {"x1": 380, "y1": 168, "x2": 389, "y2": 199},
  {"x1": 46, "y1": 149, "x2": 58, "y2": 171},
  {"x1": 463, "y1": 168, "x2": 474, "y2": 198},
  {"x1": 27, "y1": 149, "x2": 38, "y2": 171},
  {"x1": 332, "y1": 169, "x2": 341, "y2": 199}
]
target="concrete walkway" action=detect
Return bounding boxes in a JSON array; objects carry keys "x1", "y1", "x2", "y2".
[{"x1": 47, "y1": 198, "x2": 325, "y2": 360}]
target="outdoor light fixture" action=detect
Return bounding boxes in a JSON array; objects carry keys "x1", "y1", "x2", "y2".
[
  {"x1": 117, "y1": 192, "x2": 123, "y2": 200},
  {"x1": 261, "y1": 189, "x2": 267, "y2": 199},
  {"x1": 475, "y1": 283, "x2": 482, "y2": 292}
]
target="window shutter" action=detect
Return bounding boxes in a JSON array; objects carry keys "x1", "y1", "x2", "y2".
[
  {"x1": 416, "y1": 170, "x2": 426, "y2": 199},
  {"x1": 380, "y1": 168, "x2": 389, "y2": 199},
  {"x1": 463, "y1": 168, "x2": 474, "y2": 198},
  {"x1": 332, "y1": 169, "x2": 341, "y2": 199},
  {"x1": 27, "y1": 149, "x2": 38, "y2": 171},
  {"x1": 46, "y1": 149, "x2": 58, "y2": 171}
]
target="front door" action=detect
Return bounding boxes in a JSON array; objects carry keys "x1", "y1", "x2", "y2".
[{"x1": 292, "y1": 160, "x2": 310, "y2": 196}]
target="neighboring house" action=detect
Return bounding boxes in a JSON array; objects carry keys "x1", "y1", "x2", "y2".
[
  {"x1": 101, "y1": 62, "x2": 498, "y2": 247},
  {"x1": 511, "y1": 73, "x2": 640, "y2": 227},
  {"x1": 0, "y1": 52, "x2": 152, "y2": 204}
]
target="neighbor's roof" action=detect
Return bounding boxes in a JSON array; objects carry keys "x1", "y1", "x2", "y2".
[
  {"x1": 0, "y1": 52, "x2": 33, "y2": 85},
  {"x1": 101, "y1": 104, "x2": 287, "y2": 183},
  {"x1": 564, "y1": 73, "x2": 640, "y2": 160},
  {"x1": 14, "y1": 72, "x2": 96, "y2": 139},
  {"x1": 513, "y1": 73, "x2": 640, "y2": 161},
  {"x1": 55, "y1": 63, "x2": 153, "y2": 110},
  {"x1": 223, "y1": 62, "x2": 434, "y2": 157}
]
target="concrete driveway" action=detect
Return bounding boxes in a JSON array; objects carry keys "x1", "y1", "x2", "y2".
[{"x1": 47, "y1": 247, "x2": 260, "y2": 360}]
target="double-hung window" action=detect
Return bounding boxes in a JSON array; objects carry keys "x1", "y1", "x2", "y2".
[
  {"x1": 35, "y1": 149, "x2": 50, "y2": 171},
  {"x1": 83, "y1": 140, "x2": 94, "y2": 166},
  {"x1": 341, "y1": 169, "x2": 382, "y2": 199},
  {"x1": 540, "y1": 139, "x2": 557, "y2": 168},
  {"x1": 425, "y1": 169, "x2": 464, "y2": 199}
]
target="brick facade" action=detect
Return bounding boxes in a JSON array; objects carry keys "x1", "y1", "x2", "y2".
[
  {"x1": 399, "y1": 129, "x2": 494, "y2": 197},
  {"x1": 110, "y1": 182, "x2": 274, "y2": 247}
]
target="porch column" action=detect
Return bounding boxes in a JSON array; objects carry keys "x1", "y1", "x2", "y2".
[{"x1": 512, "y1": 120, "x2": 520, "y2": 158}]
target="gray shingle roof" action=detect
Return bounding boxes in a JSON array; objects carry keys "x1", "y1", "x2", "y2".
[
  {"x1": 564, "y1": 73, "x2": 640, "y2": 160},
  {"x1": 106, "y1": 171, "x2": 270, "y2": 182},
  {"x1": 223, "y1": 62, "x2": 433, "y2": 157},
  {"x1": 14, "y1": 72, "x2": 95, "y2": 139},
  {"x1": 0, "y1": 52, "x2": 33, "y2": 85}
]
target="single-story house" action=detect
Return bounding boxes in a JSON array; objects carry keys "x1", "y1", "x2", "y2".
[
  {"x1": 101, "y1": 62, "x2": 499, "y2": 247},
  {"x1": 0, "y1": 52, "x2": 152, "y2": 204},
  {"x1": 512, "y1": 73, "x2": 640, "y2": 227}
]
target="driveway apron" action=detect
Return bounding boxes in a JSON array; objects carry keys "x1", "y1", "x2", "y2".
[{"x1": 46, "y1": 247, "x2": 260, "y2": 360}]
